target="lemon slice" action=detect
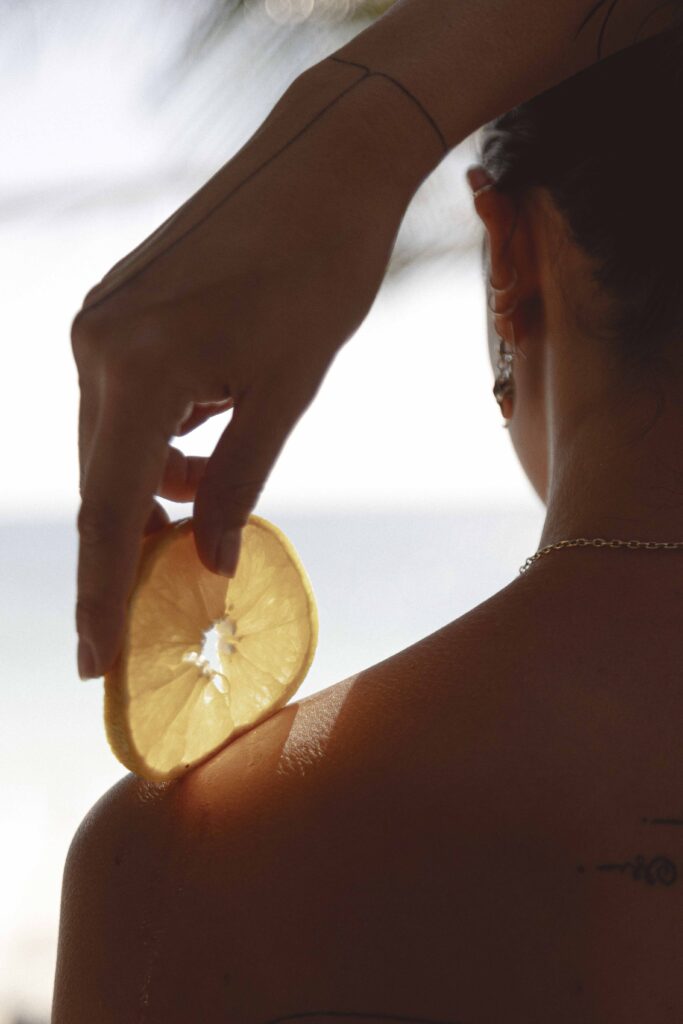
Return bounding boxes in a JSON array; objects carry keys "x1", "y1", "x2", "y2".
[{"x1": 104, "y1": 515, "x2": 318, "y2": 781}]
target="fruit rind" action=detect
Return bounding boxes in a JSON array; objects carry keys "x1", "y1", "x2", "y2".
[{"x1": 103, "y1": 515, "x2": 318, "y2": 781}]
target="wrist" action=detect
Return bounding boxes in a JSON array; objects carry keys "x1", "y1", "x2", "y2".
[{"x1": 286, "y1": 57, "x2": 448, "y2": 200}]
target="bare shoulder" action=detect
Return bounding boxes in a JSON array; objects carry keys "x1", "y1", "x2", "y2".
[
  {"x1": 51, "y1": 593, "x2": 516, "y2": 1023},
  {"x1": 53, "y1": 574, "x2": 683, "y2": 1023}
]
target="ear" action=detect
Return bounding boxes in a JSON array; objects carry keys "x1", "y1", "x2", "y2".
[{"x1": 466, "y1": 165, "x2": 520, "y2": 292}]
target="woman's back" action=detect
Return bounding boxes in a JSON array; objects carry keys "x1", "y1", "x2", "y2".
[
  {"x1": 53, "y1": 23, "x2": 683, "y2": 1019},
  {"x1": 53, "y1": 553, "x2": 683, "y2": 1023}
]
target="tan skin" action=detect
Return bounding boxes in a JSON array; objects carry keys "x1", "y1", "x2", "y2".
[
  {"x1": 469, "y1": 165, "x2": 683, "y2": 548},
  {"x1": 53, "y1": 168, "x2": 683, "y2": 1022}
]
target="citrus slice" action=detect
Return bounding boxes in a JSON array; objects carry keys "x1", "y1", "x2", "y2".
[{"x1": 104, "y1": 515, "x2": 318, "y2": 781}]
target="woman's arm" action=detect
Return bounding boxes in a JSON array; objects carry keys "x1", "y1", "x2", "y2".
[
  {"x1": 72, "y1": 0, "x2": 678, "y2": 679},
  {"x1": 326, "y1": 0, "x2": 680, "y2": 153}
]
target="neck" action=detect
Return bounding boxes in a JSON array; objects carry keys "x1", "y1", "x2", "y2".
[{"x1": 539, "y1": 373, "x2": 683, "y2": 552}]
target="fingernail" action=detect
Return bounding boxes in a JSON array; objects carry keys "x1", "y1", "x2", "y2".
[
  {"x1": 78, "y1": 638, "x2": 99, "y2": 680},
  {"x1": 216, "y1": 528, "x2": 241, "y2": 577},
  {"x1": 467, "y1": 166, "x2": 491, "y2": 196}
]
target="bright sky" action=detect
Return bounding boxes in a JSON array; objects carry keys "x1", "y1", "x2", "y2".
[{"x1": 0, "y1": 0, "x2": 540, "y2": 521}]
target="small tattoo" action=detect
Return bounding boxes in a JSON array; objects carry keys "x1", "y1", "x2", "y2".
[
  {"x1": 596, "y1": 854, "x2": 677, "y2": 886},
  {"x1": 575, "y1": 0, "x2": 623, "y2": 60},
  {"x1": 578, "y1": 813, "x2": 683, "y2": 884},
  {"x1": 330, "y1": 57, "x2": 448, "y2": 153}
]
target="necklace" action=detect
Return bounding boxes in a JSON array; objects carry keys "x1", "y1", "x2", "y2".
[{"x1": 519, "y1": 537, "x2": 683, "y2": 575}]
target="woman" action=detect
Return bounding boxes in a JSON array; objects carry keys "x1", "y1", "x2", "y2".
[{"x1": 54, "y1": 8, "x2": 682, "y2": 1024}]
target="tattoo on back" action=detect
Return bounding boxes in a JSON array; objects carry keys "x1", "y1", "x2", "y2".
[{"x1": 576, "y1": 813, "x2": 682, "y2": 886}]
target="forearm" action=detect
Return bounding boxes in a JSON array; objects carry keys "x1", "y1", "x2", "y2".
[
  {"x1": 80, "y1": 0, "x2": 678, "y2": 313},
  {"x1": 308, "y1": 0, "x2": 680, "y2": 171}
]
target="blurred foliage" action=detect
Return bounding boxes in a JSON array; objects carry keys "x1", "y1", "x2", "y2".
[
  {"x1": 162, "y1": 0, "x2": 398, "y2": 98},
  {"x1": 180, "y1": 0, "x2": 395, "y2": 55},
  {"x1": 0, "y1": 0, "x2": 479, "y2": 281},
  {"x1": 163, "y1": 0, "x2": 478, "y2": 283},
  {"x1": 185, "y1": 0, "x2": 396, "y2": 42}
]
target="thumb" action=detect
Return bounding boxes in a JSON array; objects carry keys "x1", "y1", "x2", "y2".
[{"x1": 193, "y1": 383, "x2": 300, "y2": 576}]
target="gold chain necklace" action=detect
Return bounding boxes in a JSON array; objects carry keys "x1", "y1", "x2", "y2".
[{"x1": 519, "y1": 537, "x2": 683, "y2": 575}]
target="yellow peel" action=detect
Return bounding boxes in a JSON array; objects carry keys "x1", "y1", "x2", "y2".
[{"x1": 103, "y1": 515, "x2": 318, "y2": 781}]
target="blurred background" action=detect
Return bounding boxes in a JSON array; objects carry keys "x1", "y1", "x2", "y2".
[{"x1": 0, "y1": 0, "x2": 543, "y2": 1019}]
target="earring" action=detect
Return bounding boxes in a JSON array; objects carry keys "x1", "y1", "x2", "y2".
[
  {"x1": 493, "y1": 330, "x2": 515, "y2": 429},
  {"x1": 487, "y1": 269, "x2": 522, "y2": 428}
]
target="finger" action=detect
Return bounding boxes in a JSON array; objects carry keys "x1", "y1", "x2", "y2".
[
  {"x1": 175, "y1": 398, "x2": 234, "y2": 436},
  {"x1": 72, "y1": 312, "x2": 101, "y2": 493},
  {"x1": 193, "y1": 383, "x2": 300, "y2": 577},
  {"x1": 76, "y1": 384, "x2": 179, "y2": 679},
  {"x1": 158, "y1": 446, "x2": 209, "y2": 502},
  {"x1": 77, "y1": 387, "x2": 98, "y2": 495}
]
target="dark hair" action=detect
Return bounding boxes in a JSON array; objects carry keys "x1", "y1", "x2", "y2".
[{"x1": 476, "y1": 21, "x2": 683, "y2": 376}]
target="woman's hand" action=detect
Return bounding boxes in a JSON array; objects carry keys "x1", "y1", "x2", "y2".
[{"x1": 72, "y1": 59, "x2": 442, "y2": 680}]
